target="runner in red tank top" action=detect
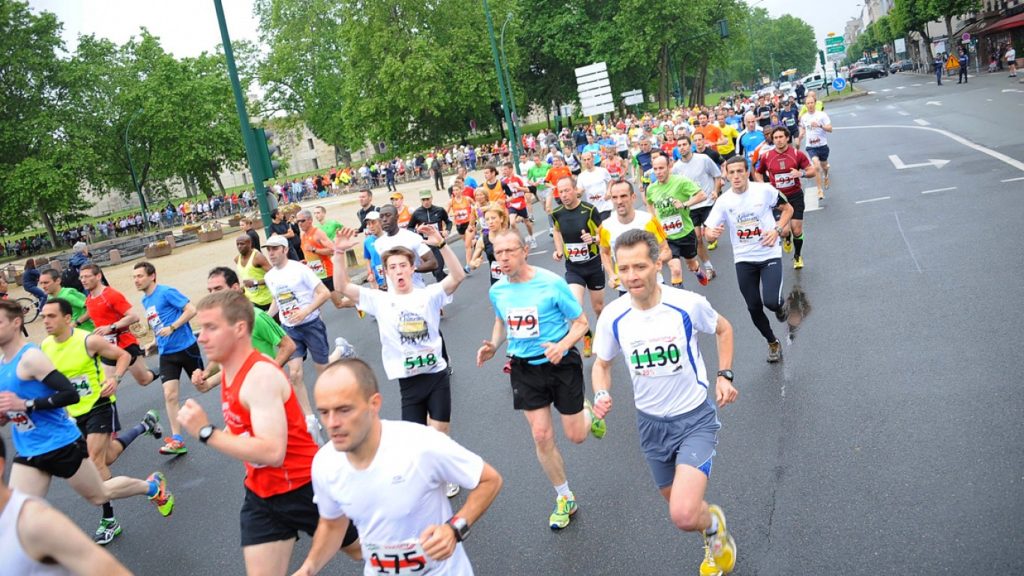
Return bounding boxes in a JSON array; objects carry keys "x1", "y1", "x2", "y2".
[
  {"x1": 177, "y1": 290, "x2": 360, "y2": 575},
  {"x1": 755, "y1": 126, "x2": 816, "y2": 268}
]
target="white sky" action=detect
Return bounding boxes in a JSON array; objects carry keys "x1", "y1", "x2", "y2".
[{"x1": 757, "y1": 0, "x2": 864, "y2": 49}]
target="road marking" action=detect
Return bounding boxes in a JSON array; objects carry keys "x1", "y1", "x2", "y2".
[
  {"x1": 1002, "y1": 177, "x2": 1024, "y2": 182},
  {"x1": 856, "y1": 196, "x2": 890, "y2": 204},
  {"x1": 1002, "y1": 88, "x2": 1023, "y2": 93},
  {"x1": 987, "y1": 98, "x2": 993, "y2": 102},
  {"x1": 885, "y1": 104, "x2": 896, "y2": 109},
  {"x1": 897, "y1": 86, "x2": 906, "y2": 90},
  {"x1": 849, "y1": 112, "x2": 858, "y2": 117},
  {"x1": 921, "y1": 187, "x2": 956, "y2": 194},
  {"x1": 868, "y1": 91, "x2": 877, "y2": 95},
  {"x1": 897, "y1": 111, "x2": 910, "y2": 116},
  {"x1": 914, "y1": 118, "x2": 931, "y2": 126},
  {"x1": 912, "y1": 83, "x2": 922, "y2": 86},
  {"x1": 889, "y1": 155, "x2": 949, "y2": 170},
  {"x1": 894, "y1": 212, "x2": 923, "y2": 273},
  {"x1": 835, "y1": 124, "x2": 1024, "y2": 173},
  {"x1": 882, "y1": 88, "x2": 892, "y2": 92},
  {"x1": 926, "y1": 101, "x2": 942, "y2": 106}
]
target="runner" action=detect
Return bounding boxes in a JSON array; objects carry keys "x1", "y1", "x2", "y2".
[
  {"x1": 177, "y1": 290, "x2": 360, "y2": 576},
  {"x1": 755, "y1": 126, "x2": 815, "y2": 269},
  {"x1": 234, "y1": 234, "x2": 275, "y2": 312},
  {"x1": 576, "y1": 151, "x2": 613, "y2": 220},
  {"x1": 645, "y1": 156, "x2": 709, "y2": 288},
  {"x1": 374, "y1": 205, "x2": 440, "y2": 289},
  {"x1": 296, "y1": 209, "x2": 349, "y2": 308},
  {"x1": 190, "y1": 267, "x2": 297, "y2": 391},
  {"x1": 132, "y1": 261, "x2": 202, "y2": 456},
  {"x1": 479, "y1": 165, "x2": 510, "y2": 208},
  {"x1": 332, "y1": 224, "x2": 466, "y2": 497},
  {"x1": 408, "y1": 190, "x2": 453, "y2": 282},
  {"x1": 543, "y1": 155, "x2": 573, "y2": 236},
  {"x1": 263, "y1": 235, "x2": 335, "y2": 437},
  {"x1": 673, "y1": 134, "x2": 723, "y2": 281},
  {"x1": 355, "y1": 188, "x2": 378, "y2": 235},
  {"x1": 362, "y1": 212, "x2": 388, "y2": 290},
  {"x1": 777, "y1": 97, "x2": 800, "y2": 149},
  {"x1": 0, "y1": 436, "x2": 133, "y2": 575},
  {"x1": 469, "y1": 204, "x2": 510, "y2": 287},
  {"x1": 313, "y1": 205, "x2": 344, "y2": 240},
  {"x1": 633, "y1": 138, "x2": 657, "y2": 198},
  {"x1": 39, "y1": 269, "x2": 94, "y2": 331},
  {"x1": 550, "y1": 176, "x2": 605, "y2": 357},
  {"x1": 79, "y1": 264, "x2": 158, "y2": 387},
  {"x1": 501, "y1": 161, "x2": 537, "y2": 248},
  {"x1": 0, "y1": 300, "x2": 174, "y2": 522},
  {"x1": 446, "y1": 182, "x2": 476, "y2": 272},
  {"x1": 591, "y1": 228, "x2": 739, "y2": 576},
  {"x1": 693, "y1": 112, "x2": 726, "y2": 153},
  {"x1": 798, "y1": 91, "x2": 832, "y2": 199},
  {"x1": 390, "y1": 192, "x2": 412, "y2": 227},
  {"x1": 240, "y1": 217, "x2": 262, "y2": 251},
  {"x1": 293, "y1": 358, "x2": 503, "y2": 575},
  {"x1": 476, "y1": 228, "x2": 605, "y2": 530},
  {"x1": 736, "y1": 112, "x2": 766, "y2": 171},
  {"x1": 599, "y1": 180, "x2": 671, "y2": 294},
  {"x1": 705, "y1": 156, "x2": 794, "y2": 362}
]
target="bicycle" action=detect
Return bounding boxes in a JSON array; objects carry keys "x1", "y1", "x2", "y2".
[{"x1": 16, "y1": 295, "x2": 40, "y2": 324}]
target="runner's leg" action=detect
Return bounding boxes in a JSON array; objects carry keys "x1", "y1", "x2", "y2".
[
  {"x1": 242, "y1": 539, "x2": 295, "y2": 576},
  {"x1": 8, "y1": 463, "x2": 54, "y2": 497}
]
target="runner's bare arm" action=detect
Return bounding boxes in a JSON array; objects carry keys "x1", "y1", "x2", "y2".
[
  {"x1": 421, "y1": 462, "x2": 503, "y2": 562},
  {"x1": 713, "y1": 314, "x2": 738, "y2": 408},
  {"x1": 544, "y1": 313, "x2": 589, "y2": 364},
  {"x1": 20, "y1": 500, "x2": 132, "y2": 576},
  {"x1": 424, "y1": 228, "x2": 466, "y2": 296},
  {"x1": 476, "y1": 315, "x2": 506, "y2": 366},
  {"x1": 293, "y1": 515, "x2": 357, "y2": 576},
  {"x1": 416, "y1": 247, "x2": 439, "y2": 272},
  {"x1": 85, "y1": 335, "x2": 130, "y2": 396},
  {"x1": 591, "y1": 356, "x2": 614, "y2": 419},
  {"x1": 274, "y1": 334, "x2": 297, "y2": 367}
]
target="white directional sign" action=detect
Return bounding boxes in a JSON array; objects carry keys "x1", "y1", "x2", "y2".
[
  {"x1": 622, "y1": 89, "x2": 644, "y2": 105},
  {"x1": 575, "y1": 62, "x2": 615, "y2": 116},
  {"x1": 888, "y1": 155, "x2": 950, "y2": 170}
]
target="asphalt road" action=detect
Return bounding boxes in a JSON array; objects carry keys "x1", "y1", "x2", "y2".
[{"x1": 4, "y1": 72, "x2": 1023, "y2": 575}]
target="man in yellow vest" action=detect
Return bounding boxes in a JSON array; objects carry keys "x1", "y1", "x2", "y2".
[{"x1": 234, "y1": 234, "x2": 274, "y2": 312}]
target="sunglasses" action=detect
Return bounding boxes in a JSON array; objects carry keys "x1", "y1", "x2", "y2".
[{"x1": 295, "y1": 219, "x2": 308, "y2": 223}]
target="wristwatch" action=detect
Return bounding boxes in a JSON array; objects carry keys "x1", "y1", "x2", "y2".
[
  {"x1": 716, "y1": 369, "x2": 734, "y2": 382},
  {"x1": 199, "y1": 424, "x2": 217, "y2": 444},
  {"x1": 447, "y1": 515, "x2": 470, "y2": 542},
  {"x1": 24, "y1": 399, "x2": 36, "y2": 413}
]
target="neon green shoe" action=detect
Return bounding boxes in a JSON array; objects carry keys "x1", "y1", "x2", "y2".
[
  {"x1": 584, "y1": 399, "x2": 606, "y2": 439},
  {"x1": 782, "y1": 236, "x2": 793, "y2": 253},
  {"x1": 147, "y1": 472, "x2": 175, "y2": 517},
  {"x1": 708, "y1": 505, "x2": 737, "y2": 573},
  {"x1": 548, "y1": 492, "x2": 577, "y2": 530}
]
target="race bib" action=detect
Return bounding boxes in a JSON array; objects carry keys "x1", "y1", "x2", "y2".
[
  {"x1": 506, "y1": 306, "x2": 539, "y2": 339},
  {"x1": 736, "y1": 217, "x2": 762, "y2": 243},
  {"x1": 307, "y1": 259, "x2": 327, "y2": 279},
  {"x1": 809, "y1": 137, "x2": 821, "y2": 146},
  {"x1": 71, "y1": 376, "x2": 91, "y2": 398},
  {"x1": 661, "y1": 213, "x2": 684, "y2": 235},
  {"x1": 7, "y1": 411, "x2": 35, "y2": 432},
  {"x1": 104, "y1": 332, "x2": 118, "y2": 345},
  {"x1": 375, "y1": 264, "x2": 385, "y2": 281},
  {"x1": 772, "y1": 172, "x2": 796, "y2": 191},
  {"x1": 628, "y1": 341, "x2": 684, "y2": 377},
  {"x1": 366, "y1": 540, "x2": 432, "y2": 575},
  {"x1": 277, "y1": 291, "x2": 301, "y2": 320},
  {"x1": 490, "y1": 261, "x2": 504, "y2": 281},
  {"x1": 564, "y1": 242, "x2": 591, "y2": 263},
  {"x1": 453, "y1": 208, "x2": 469, "y2": 223},
  {"x1": 146, "y1": 306, "x2": 164, "y2": 331},
  {"x1": 402, "y1": 347, "x2": 440, "y2": 377}
]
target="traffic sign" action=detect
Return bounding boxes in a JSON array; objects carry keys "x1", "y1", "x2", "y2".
[
  {"x1": 826, "y1": 45, "x2": 846, "y2": 54},
  {"x1": 832, "y1": 77, "x2": 847, "y2": 91},
  {"x1": 825, "y1": 35, "x2": 844, "y2": 46},
  {"x1": 575, "y1": 62, "x2": 614, "y2": 117},
  {"x1": 962, "y1": 32, "x2": 971, "y2": 42}
]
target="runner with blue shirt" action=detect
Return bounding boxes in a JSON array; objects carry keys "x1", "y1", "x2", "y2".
[
  {"x1": 361, "y1": 211, "x2": 387, "y2": 290},
  {"x1": 476, "y1": 228, "x2": 605, "y2": 530},
  {"x1": 133, "y1": 261, "x2": 202, "y2": 456}
]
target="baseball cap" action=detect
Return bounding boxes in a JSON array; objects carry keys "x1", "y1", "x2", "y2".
[
  {"x1": 390, "y1": 192, "x2": 403, "y2": 200},
  {"x1": 264, "y1": 235, "x2": 289, "y2": 248},
  {"x1": 364, "y1": 211, "x2": 381, "y2": 221},
  {"x1": 419, "y1": 190, "x2": 433, "y2": 199}
]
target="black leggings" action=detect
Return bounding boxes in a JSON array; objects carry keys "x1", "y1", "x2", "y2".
[
  {"x1": 735, "y1": 258, "x2": 783, "y2": 343},
  {"x1": 398, "y1": 370, "x2": 452, "y2": 424}
]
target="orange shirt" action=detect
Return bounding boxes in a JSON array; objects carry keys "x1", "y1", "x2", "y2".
[
  {"x1": 301, "y1": 227, "x2": 334, "y2": 278},
  {"x1": 481, "y1": 179, "x2": 507, "y2": 206},
  {"x1": 544, "y1": 166, "x2": 572, "y2": 199},
  {"x1": 449, "y1": 196, "x2": 472, "y2": 225},
  {"x1": 694, "y1": 124, "x2": 724, "y2": 151},
  {"x1": 396, "y1": 205, "x2": 412, "y2": 227}
]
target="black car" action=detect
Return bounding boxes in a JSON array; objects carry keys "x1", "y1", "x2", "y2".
[
  {"x1": 889, "y1": 60, "x2": 914, "y2": 73},
  {"x1": 850, "y1": 64, "x2": 887, "y2": 81}
]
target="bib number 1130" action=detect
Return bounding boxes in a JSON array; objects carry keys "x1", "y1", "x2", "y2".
[{"x1": 630, "y1": 344, "x2": 681, "y2": 371}]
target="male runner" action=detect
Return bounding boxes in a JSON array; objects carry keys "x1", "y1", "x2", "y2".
[
  {"x1": 235, "y1": 234, "x2": 275, "y2": 311},
  {"x1": 715, "y1": 110, "x2": 741, "y2": 161},
  {"x1": 476, "y1": 228, "x2": 605, "y2": 530},
  {"x1": 177, "y1": 290, "x2": 359, "y2": 576},
  {"x1": 190, "y1": 267, "x2": 297, "y2": 391},
  {"x1": 777, "y1": 97, "x2": 800, "y2": 148},
  {"x1": 133, "y1": 261, "x2": 202, "y2": 455},
  {"x1": 576, "y1": 151, "x2": 613, "y2": 220},
  {"x1": 646, "y1": 156, "x2": 709, "y2": 288},
  {"x1": 313, "y1": 205, "x2": 343, "y2": 240},
  {"x1": 706, "y1": 157, "x2": 793, "y2": 362},
  {"x1": 673, "y1": 135, "x2": 723, "y2": 280},
  {"x1": 0, "y1": 436, "x2": 133, "y2": 575},
  {"x1": 355, "y1": 188, "x2": 377, "y2": 234},
  {"x1": 294, "y1": 358, "x2": 502, "y2": 575},
  {"x1": 543, "y1": 155, "x2": 573, "y2": 235},
  {"x1": 39, "y1": 268, "x2": 94, "y2": 330},
  {"x1": 362, "y1": 212, "x2": 388, "y2": 290},
  {"x1": 0, "y1": 300, "x2": 173, "y2": 522},
  {"x1": 599, "y1": 180, "x2": 671, "y2": 294},
  {"x1": 263, "y1": 235, "x2": 334, "y2": 437},
  {"x1": 693, "y1": 112, "x2": 726, "y2": 153},
  {"x1": 80, "y1": 264, "x2": 158, "y2": 387},
  {"x1": 550, "y1": 176, "x2": 605, "y2": 357},
  {"x1": 736, "y1": 113, "x2": 766, "y2": 170},
  {"x1": 798, "y1": 91, "x2": 832, "y2": 198},
  {"x1": 592, "y1": 229, "x2": 738, "y2": 576},
  {"x1": 756, "y1": 126, "x2": 815, "y2": 269},
  {"x1": 41, "y1": 299, "x2": 163, "y2": 544},
  {"x1": 240, "y1": 217, "x2": 262, "y2": 251},
  {"x1": 500, "y1": 162, "x2": 537, "y2": 248},
  {"x1": 333, "y1": 225, "x2": 466, "y2": 496},
  {"x1": 375, "y1": 205, "x2": 440, "y2": 288},
  {"x1": 296, "y1": 209, "x2": 347, "y2": 307},
  {"x1": 408, "y1": 190, "x2": 453, "y2": 282},
  {"x1": 633, "y1": 138, "x2": 656, "y2": 197}
]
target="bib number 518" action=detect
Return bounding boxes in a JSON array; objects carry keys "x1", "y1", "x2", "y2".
[{"x1": 403, "y1": 354, "x2": 437, "y2": 371}]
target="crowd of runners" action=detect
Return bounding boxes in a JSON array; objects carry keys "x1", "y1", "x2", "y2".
[{"x1": 0, "y1": 91, "x2": 832, "y2": 576}]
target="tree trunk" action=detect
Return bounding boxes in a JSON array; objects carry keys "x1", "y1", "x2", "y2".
[
  {"x1": 38, "y1": 202, "x2": 58, "y2": 248},
  {"x1": 678, "y1": 60, "x2": 688, "y2": 107},
  {"x1": 545, "y1": 106, "x2": 551, "y2": 129},
  {"x1": 658, "y1": 45, "x2": 670, "y2": 108},
  {"x1": 690, "y1": 62, "x2": 708, "y2": 107},
  {"x1": 212, "y1": 169, "x2": 226, "y2": 194},
  {"x1": 945, "y1": 16, "x2": 953, "y2": 51}
]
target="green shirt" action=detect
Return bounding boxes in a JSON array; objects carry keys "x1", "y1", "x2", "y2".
[
  {"x1": 527, "y1": 163, "x2": 551, "y2": 188},
  {"x1": 57, "y1": 287, "x2": 94, "y2": 331},
  {"x1": 252, "y1": 308, "x2": 286, "y2": 358},
  {"x1": 317, "y1": 219, "x2": 344, "y2": 241},
  {"x1": 646, "y1": 175, "x2": 701, "y2": 239}
]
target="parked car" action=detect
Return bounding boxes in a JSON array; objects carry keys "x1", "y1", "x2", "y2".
[
  {"x1": 889, "y1": 59, "x2": 914, "y2": 73},
  {"x1": 850, "y1": 64, "x2": 887, "y2": 81},
  {"x1": 799, "y1": 71, "x2": 833, "y2": 91}
]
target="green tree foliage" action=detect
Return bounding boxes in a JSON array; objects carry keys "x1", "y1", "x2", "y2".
[{"x1": 929, "y1": 0, "x2": 982, "y2": 45}]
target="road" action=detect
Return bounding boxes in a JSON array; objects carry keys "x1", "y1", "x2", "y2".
[{"x1": 5, "y1": 71, "x2": 1024, "y2": 575}]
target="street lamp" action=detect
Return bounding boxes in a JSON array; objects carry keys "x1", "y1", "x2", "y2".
[
  {"x1": 482, "y1": 0, "x2": 520, "y2": 174},
  {"x1": 499, "y1": 13, "x2": 523, "y2": 171},
  {"x1": 124, "y1": 108, "x2": 150, "y2": 226}
]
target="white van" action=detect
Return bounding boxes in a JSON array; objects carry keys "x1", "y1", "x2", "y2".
[{"x1": 799, "y1": 70, "x2": 836, "y2": 91}]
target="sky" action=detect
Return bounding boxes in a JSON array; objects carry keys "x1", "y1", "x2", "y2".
[{"x1": 32, "y1": 0, "x2": 862, "y2": 58}]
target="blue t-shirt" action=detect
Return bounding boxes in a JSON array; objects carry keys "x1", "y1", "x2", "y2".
[
  {"x1": 583, "y1": 143, "x2": 603, "y2": 165},
  {"x1": 778, "y1": 108, "x2": 799, "y2": 133},
  {"x1": 738, "y1": 130, "x2": 767, "y2": 168},
  {"x1": 141, "y1": 284, "x2": 196, "y2": 355},
  {"x1": 464, "y1": 176, "x2": 479, "y2": 189},
  {"x1": 489, "y1": 267, "x2": 583, "y2": 364},
  {"x1": 0, "y1": 344, "x2": 81, "y2": 457},
  {"x1": 363, "y1": 235, "x2": 385, "y2": 287}
]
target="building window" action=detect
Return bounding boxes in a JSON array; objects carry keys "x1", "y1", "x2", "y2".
[
  {"x1": 312, "y1": 158, "x2": 319, "y2": 170},
  {"x1": 307, "y1": 138, "x2": 315, "y2": 150}
]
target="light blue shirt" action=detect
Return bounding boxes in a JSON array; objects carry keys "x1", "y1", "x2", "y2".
[{"x1": 489, "y1": 268, "x2": 583, "y2": 363}]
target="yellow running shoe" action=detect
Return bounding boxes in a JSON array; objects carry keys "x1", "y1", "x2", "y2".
[
  {"x1": 793, "y1": 256, "x2": 804, "y2": 270},
  {"x1": 708, "y1": 240, "x2": 718, "y2": 251},
  {"x1": 783, "y1": 237, "x2": 792, "y2": 253},
  {"x1": 583, "y1": 332, "x2": 593, "y2": 358},
  {"x1": 548, "y1": 493, "x2": 577, "y2": 530},
  {"x1": 708, "y1": 505, "x2": 737, "y2": 573},
  {"x1": 700, "y1": 536, "x2": 722, "y2": 576}
]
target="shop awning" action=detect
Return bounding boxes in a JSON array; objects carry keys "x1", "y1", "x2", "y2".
[
  {"x1": 989, "y1": 12, "x2": 1024, "y2": 33},
  {"x1": 956, "y1": 14, "x2": 1005, "y2": 37}
]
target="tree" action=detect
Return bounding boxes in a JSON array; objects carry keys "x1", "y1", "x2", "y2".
[
  {"x1": 892, "y1": 0, "x2": 938, "y2": 63},
  {"x1": 930, "y1": 0, "x2": 982, "y2": 49}
]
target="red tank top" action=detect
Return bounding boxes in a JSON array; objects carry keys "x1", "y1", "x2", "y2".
[{"x1": 222, "y1": 350, "x2": 318, "y2": 498}]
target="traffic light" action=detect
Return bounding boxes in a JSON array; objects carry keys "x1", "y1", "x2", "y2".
[
  {"x1": 718, "y1": 19, "x2": 729, "y2": 39},
  {"x1": 819, "y1": 49, "x2": 826, "y2": 68},
  {"x1": 252, "y1": 127, "x2": 281, "y2": 180}
]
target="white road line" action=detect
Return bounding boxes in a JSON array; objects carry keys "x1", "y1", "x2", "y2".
[
  {"x1": 921, "y1": 187, "x2": 956, "y2": 194},
  {"x1": 1002, "y1": 176, "x2": 1024, "y2": 182},
  {"x1": 912, "y1": 83, "x2": 922, "y2": 86},
  {"x1": 897, "y1": 86, "x2": 906, "y2": 90},
  {"x1": 894, "y1": 212, "x2": 923, "y2": 273},
  {"x1": 856, "y1": 196, "x2": 890, "y2": 204},
  {"x1": 897, "y1": 111, "x2": 910, "y2": 116},
  {"x1": 835, "y1": 124, "x2": 1024, "y2": 173},
  {"x1": 914, "y1": 118, "x2": 931, "y2": 126},
  {"x1": 868, "y1": 91, "x2": 877, "y2": 95}
]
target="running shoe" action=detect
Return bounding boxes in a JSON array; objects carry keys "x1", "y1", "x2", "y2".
[
  {"x1": 463, "y1": 264, "x2": 471, "y2": 274},
  {"x1": 783, "y1": 236, "x2": 793, "y2": 253},
  {"x1": 146, "y1": 472, "x2": 175, "y2": 517},
  {"x1": 159, "y1": 437, "x2": 187, "y2": 455},
  {"x1": 94, "y1": 518, "x2": 122, "y2": 545},
  {"x1": 142, "y1": 409, "x2": 163, "y2": 439},
  {"x1": 708, "y1": 505, "x2": 737, "y2": 573},
  {"x1": 818, "y1": 189, "x2": 825, "y2": 200},
  {"x1": 357, "y1": 309, "x2": 366, "y2": 319},
  {"x1": 793, "y1": 256, "x2": 804, "y2": 270},
  {"x1": 584, "y1": 399, "x2": 606, "y2": 439},
  {"x1": 695, "y1": 268, "x2": 709, "y2": 287},
  {"x1": 526, "y1": 236, "x2": 537, "y2": 250},
  {"x1": 548, "y1": 492, "x2": 578, "y2": 530},
  {"x1": 708, "y1": 240, "x2": 718, "y2": 251},
  {"x1": 774, "y1": 304, "x2": 789, "y2": 323},
  {"x1": 582, "y1": 332, "x2": 593, "y2": 358},
  {"x1": 767, "y1": 341, "x2": 783, "y2": 363},
  {"x1": 446, "y1": 482, "x2": 461, "y2": 498},
  {"x1": 705, "y1": 266, "x2": 717, "y2": 281},
  {"x1": 700, "y1": 540, "x2": 723, "y2": 576}
]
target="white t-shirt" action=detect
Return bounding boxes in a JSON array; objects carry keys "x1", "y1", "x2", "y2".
[
  {"x1": 705, "y1": 182, "x2": 784, "y2": 263},
  {"x1": 672, "y1": 153, "x2": 721, "y2": 209},
  {"x1": 1006, "y1": 48, "x2": 1016, "y2": 62},
  {"x1": 264, "y1": 260, "x2": 324, "y2": 327},
  {"x1": 374, "y1": 229, "x2": 433, "y2": 288},
  {"x1": 614, "y1": 133, "x2": 629, "y2": 152},
  {"x1": 312, "y1": 420, "x2": 485, "y2": 576},
  {"x1": 576, "y1": 167, "x2": 612, "y2": 213},
  {"x1": 594, "y1": 285, "x2": 717, "y2": 417},
  {"x1": 358, "y1": 284, "x2": 449, "y2": 380},
  {"x1": 801, "y1": 111, "x2": 831, "y2": 148}
]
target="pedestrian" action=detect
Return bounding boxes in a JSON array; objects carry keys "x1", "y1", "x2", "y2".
[
  {"x1": 1006, "y1": 44, "x2": 1017, "y2": 77},
  {"x1": 21, "y1": 259, "x2": 47, "y2": 308},
  {"x1": 934, "y1": 53, "x2": 944, "y2": 85}
]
